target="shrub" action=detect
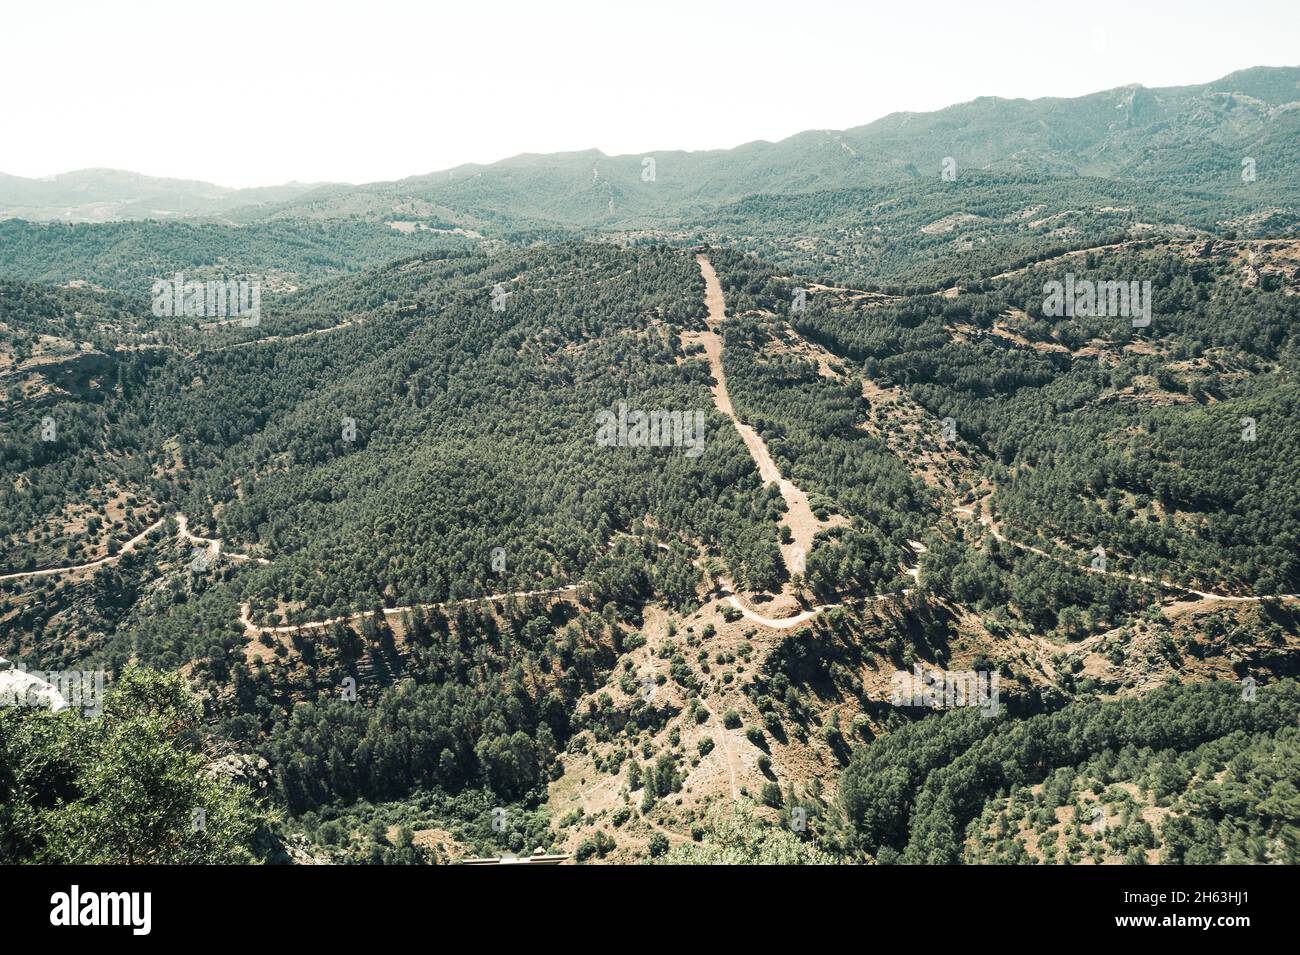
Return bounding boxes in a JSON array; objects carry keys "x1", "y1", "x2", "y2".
[{"x1": 575, "y1": 830, "x2": 616, "y2": 861}]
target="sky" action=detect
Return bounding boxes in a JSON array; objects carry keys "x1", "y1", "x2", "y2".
[{"x1": 2, "y1": 0, "x2": 1297, "y2": 188}]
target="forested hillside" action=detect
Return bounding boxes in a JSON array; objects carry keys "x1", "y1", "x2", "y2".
[
  {"x1": 833, "y1": 679, "x2": 1300, "y2": 864},
  {"x1": 685, "y1": 173, "x2": 1295, "y2": 290},
  {"x1": 3, "y1": 243, "x2": 798, "y2": 855},
  {"x1": 0, "y1": 218, "x2": 481, "y2": 292},
  {"x1": 3, "y1": 65, "x2": 1298, "y2": 866},
  {"x1": 708, "y1": 239, "x2": 1300, "y2": 601},
  {"x1": 3, "y1": 243, "x2": 794, "y2": 623}
]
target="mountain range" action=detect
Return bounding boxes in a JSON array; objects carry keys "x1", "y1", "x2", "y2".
[{"x1": 6, "y1": 66, "x2": 1298, "y2": 229}]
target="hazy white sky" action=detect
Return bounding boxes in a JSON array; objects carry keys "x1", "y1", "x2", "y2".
[{"x1": 3, "y1": 0, "x2": 1296, "y2": 188}]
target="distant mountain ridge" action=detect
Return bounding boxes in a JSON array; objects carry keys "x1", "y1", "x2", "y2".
[
  {"x1": 0, "y1": 168, "x2": 330, "y2": 223},
  {"x1": 4, "y1": 66, "x2": 1297, "y2": 235},
  {"x1": 227, "y1": 65, "x2": 1300, "y2": 229}
]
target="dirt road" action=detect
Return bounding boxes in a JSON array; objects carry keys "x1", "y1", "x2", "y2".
[
  {"x1": 695, "y1": 255, "x2": 847, "y2": 577},
  {"x1": 0, "y1": 517, "x2": 167, "y2": 581},
  {"x1": 239, "y1": 585, "x2": 581, "y2": 637},
  {"x1": 955, "y1": 502, "x2": 1300, "y2": 604}
]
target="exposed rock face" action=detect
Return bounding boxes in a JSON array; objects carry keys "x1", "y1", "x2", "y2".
[
  {"x1": 204, "y1": 753, "x2": 272, "y2": 793},
  {"x1": 203, "y1": 752, "x2": 310, "y2": 864}
]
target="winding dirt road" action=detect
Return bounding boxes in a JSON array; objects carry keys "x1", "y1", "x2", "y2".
[
  {"x1": 1, "y1": 513, "x2": 267, "y2": 583},
  {"x1": 954, "y1": 502, "x2": 1300, "y2": 604},
  {"x1": 0, "y1": 517, "x2": 167, "y2": 582},
  {"x1": 239, "y1": 585, "x2": 581, "y2": 637},
  {"x1": 177, "y1": 514, "x2": 269, "y2": 565}
]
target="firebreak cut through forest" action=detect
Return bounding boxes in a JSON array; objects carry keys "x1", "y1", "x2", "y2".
[{"x1": 1, "y1": 58, "x2": 1299, "y2": 868}]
